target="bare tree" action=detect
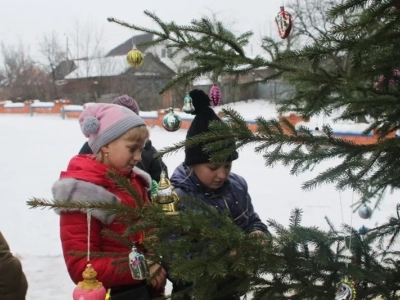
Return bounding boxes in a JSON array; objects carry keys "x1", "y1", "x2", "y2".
[
  {"x1": 38, "y1": 31, "x2": 66, "y2": 98},
  {"x1": 0, "y1": 42, "x2": 50, "y2": 101},
  {"x1": 66, "y1": 19, "x2": 106, "y2": 103}
]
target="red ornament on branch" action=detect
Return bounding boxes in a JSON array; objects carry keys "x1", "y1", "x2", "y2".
[
  {"x1": 275, "y1": 6, "x2": 292, "y2": 39},
  {"x1": 209, "y1": 84, "x2": 221, "y2": 106}
]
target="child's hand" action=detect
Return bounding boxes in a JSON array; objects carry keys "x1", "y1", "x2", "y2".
[
  {"x1": 147, "y1": 262, "x2": 167, "y2": 289},
  {"x1": 250, "y1": 230, "x2": 270, "y2": 245}
]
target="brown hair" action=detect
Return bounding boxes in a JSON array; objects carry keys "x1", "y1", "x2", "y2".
[{"x1": 95, "y1": 125, "x2": 149, "y2": 162}]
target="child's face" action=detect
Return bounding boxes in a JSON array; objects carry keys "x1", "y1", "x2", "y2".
[
  {"x1": 101, "y1": 129, "x2": 145, "y2": 172},
  {"x1": 192, "y1": 162, "x2": 232, "y2": 190}
]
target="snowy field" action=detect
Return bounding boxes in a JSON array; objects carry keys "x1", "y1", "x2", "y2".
[{"x1": 0, "y1": 104, "x2": 398, "y2": 299}]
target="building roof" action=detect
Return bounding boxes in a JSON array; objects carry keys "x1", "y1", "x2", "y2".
[
  {"x1": 64, "y1": 56, "x2": 129, "y2": 79},
  {"x1": 63, "y1": 52, "x2": 175, "y2": 79},
  {"x1": 106, "y1": 33, "x2": 154, "y2": 57}
]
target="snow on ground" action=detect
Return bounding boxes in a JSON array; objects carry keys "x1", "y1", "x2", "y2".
[{"x1": 0, "y1": 103, "x2": 398, "y2": 299}]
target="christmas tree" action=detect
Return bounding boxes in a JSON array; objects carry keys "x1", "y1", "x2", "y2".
[{"x1": 28, "y1": 0, "x2": 400, "y2": 298}]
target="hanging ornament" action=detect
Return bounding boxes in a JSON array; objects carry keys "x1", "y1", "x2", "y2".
[
  {"x1": 72, "y1": 264, "x2": 107, "y2": 300},
  {"x1": 151, "y1": 179, "x2": 159, "y2": 198},
  {"x1": 275, "y1": 6, "x2": 292, "y2": 39},
  {"x1": 73, "y1": 212, "x2": 106, "y2": 300},
  {"x1": 128, "y1": 244, "x2": 149, "y2": 280},
  {"x1": 334, "y1": 277, "x2": 356, "y2": 300},
  {"x1": 127, "y1": 48, "x2": 144, "y2": 68},
  {"x1": 162, "y1": 107, "x2": 182, "y2": 132},
  {"x1": 358, "y1": 225, "x2": 368, "y2": 236},
  {"x1": 374, "y1": 69, "x2": 399, "y2": 90},
  {"x1": 151, "y1": 171, "x2": 180, "y2": 215},
  {"x1": 209, "y1": 84, "x2": 222, "y2": 107},
  {"x1": 358, "y1": 204, "x2": 372, "y2": 219},
  {"x1": 305, "y1": 127, "x2": 330, "y2": 152},
  {"x1": 182, "y1": 93, "x2": 195, "y2": 114}
]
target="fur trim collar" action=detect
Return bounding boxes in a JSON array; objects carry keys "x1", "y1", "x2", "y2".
[
  {"x1": 133, "y1": 166, "x2": 151, "y2": 190},
  {"x1": 52, "y1": 178, "x2": 120, "y2": 224}
]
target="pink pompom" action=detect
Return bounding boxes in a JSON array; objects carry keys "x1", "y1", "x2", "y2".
[{"x1": 209, "y1": 84, "x2": 221, "y2": 106}]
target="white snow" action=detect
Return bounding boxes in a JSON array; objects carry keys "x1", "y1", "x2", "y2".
[
  {"x1": 217, "y1": 100, "x2": 373, "y2": 135},
  {"x1": 0, "y1": 101, "x2": 397, "y2": 299},
  {"x1": 3, "y1": 102, "x2": 25, "y2": 108},
  {"x1": 30, "y1": 102, "x2": 55, "y2": 108},
  {"x1": 139, "y1": 111, "x2": 158, "y2": 118},
  {"x1": 192, "y1": 76, "x2": 214, "y2": 86},
  {"x1": 62, "y1": 105, "x2": 84, "y2": 112}
]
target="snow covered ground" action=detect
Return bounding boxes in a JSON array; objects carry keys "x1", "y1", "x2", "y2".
[{"x1": 0, "y1": 102, "x2": 398, "y2": 299}]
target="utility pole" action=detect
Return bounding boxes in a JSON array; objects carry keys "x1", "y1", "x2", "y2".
[{"x1": 64, "y1": 33, "x2": 69, "y2": 60}]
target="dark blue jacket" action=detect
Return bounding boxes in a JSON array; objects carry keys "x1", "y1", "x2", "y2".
[{"x1": 170, "y1": 163, "x2": 269, "y2": 234}]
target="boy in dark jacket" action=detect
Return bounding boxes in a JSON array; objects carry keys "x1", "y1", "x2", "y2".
[
  {"x1": 78, "y1": 95, "x2": 168, "y2": 182},
  {"x1": 0, "y1": 231, "x2": 28, "y2": 300},
  {"x1": 169, "y1": 89, "x2": 269, "y2": 300}
]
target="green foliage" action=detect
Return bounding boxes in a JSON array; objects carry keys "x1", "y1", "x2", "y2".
[{"x1": 28, "y1": 170, "x2": 400, "y2": 298}]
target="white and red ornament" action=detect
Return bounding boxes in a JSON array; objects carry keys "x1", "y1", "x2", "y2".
[
  {"x1": 128, "y1": 244, "x2": 150, "y2": 280},
  {"x1": 209, "y1": 84, "x2": 222, "y2": 106},
  {"x1": 275, "y1": 6, "x2": 292, "y2": 39}
]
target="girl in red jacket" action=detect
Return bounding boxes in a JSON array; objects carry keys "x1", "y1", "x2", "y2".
[{"x1": 52, "y1": 103, "x2": 166, "y2": 299}]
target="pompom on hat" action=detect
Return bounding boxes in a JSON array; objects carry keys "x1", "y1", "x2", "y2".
[
  {"x1": 112, "y1": 95, "x2": 140, "y2": 115},
  {"x1": 79, "y1": 103, "x2": 145, "y2": 154},
  {"x1": 184, "y1": 89, "x2": 238, "y2": 166}
]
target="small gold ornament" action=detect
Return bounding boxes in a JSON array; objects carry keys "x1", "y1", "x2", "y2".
[
  {"x1": 127, "y1": 48, "x2": 144, "y2": 67},
  {"x1": 151, "y1": 171, "x2": 180, "y2": 215}
]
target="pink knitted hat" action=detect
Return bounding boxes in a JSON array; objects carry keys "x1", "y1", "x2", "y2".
[
  {"x1": 112, "y1": 95, "x2": 140, "y2": 115},
  {"x1": 79, "y1": 103, "x2": 145, "y2": 154}
]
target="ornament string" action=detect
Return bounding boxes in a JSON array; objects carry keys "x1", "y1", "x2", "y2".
[
  {"x1": 338, "y1": 190, "x2": 355, "y2": 268},
  {"x1": 87, "y1": 211, "x2": 91, "y2": 262},
  {"x1": 132, "y1": 34, "x2": 138, "y2": 49}
]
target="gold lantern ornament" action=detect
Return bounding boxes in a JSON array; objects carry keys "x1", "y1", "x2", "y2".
[
  {"x1": 151, "y1": 171, "x2": 180, "y2": 215},
  {"x1": 126, "y1": 48, "x2": 144, "y2": 68}
]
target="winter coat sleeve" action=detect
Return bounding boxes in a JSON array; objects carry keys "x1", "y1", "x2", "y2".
[
  {"x1": 60, "y1": 212, "x2": 141, "y2": 289},
  {"x1": 148, "y1": 146, "x2": 168, "y2": 182},
  {"x1": 0, "y1": 231, "x2": 28, "y2": 300},
  {"x1": 240, "y1": 181, "x2": 269, "y2": 235},
  {"x1": 78, "y1": 142, "x2": 93, "y2": 155}
]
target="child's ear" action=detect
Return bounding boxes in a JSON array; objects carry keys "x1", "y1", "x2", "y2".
[{"x1": 100, "y1": 144, "x2": 110, "y2": 154}]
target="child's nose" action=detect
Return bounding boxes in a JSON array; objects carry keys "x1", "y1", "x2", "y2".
[
  {"x1": 217, "y1": 169, "x2": 228, "y2": 180},
  {"x1": 133, "y1": 152, "x2": 142, "y2": 162}
]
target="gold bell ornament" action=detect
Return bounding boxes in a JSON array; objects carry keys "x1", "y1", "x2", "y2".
[
  {"x1": 151, "y1": 171, "x2": 179, "y2": 215},
  {"x1": 72, "y1": 264, "x2": 107, "y2": 300},
  {"x1": 126, "y1": 48, "x2": 144, "y2": 68}
]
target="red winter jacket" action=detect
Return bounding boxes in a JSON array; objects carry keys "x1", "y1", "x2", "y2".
[{"x1": 52, "y1": 155, "x2": 157, "y2": 291}]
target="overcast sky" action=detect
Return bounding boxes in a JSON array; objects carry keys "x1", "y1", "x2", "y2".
[{"x1": 0, "y1": 0, "x2": 284, "y2": 62}]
